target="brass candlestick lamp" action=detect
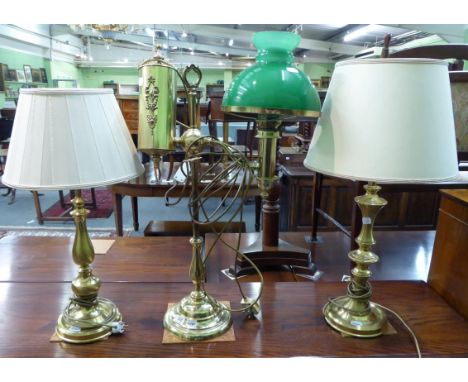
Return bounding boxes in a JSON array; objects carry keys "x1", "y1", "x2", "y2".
[
  {"x1": 221, "y1": 31, "x2": 322, "y2": 277},
  {"x1": 304, "y1": 58, "x2": 459, "y2": 337},
  {"x1": 2, "y1": 89, "x2": 145, "y2": 343},
  {"x1": 138, "y1": 50, "x2": 262, "y2": 341}
]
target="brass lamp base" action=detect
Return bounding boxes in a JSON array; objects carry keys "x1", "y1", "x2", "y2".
[
  {"x1": 164, "y1": 290, "x2": 232, "y2": 341},
  {"x1": 56, "y1": 297, "x2": 122, "y2": 343},
  {"x1": 323, "y1": 296, "x2": 386, "y2": 338}
]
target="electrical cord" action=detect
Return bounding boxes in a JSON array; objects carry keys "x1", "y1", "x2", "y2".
[{"x1": 328, "y1": 278, "x2": 422, "y2": 358}]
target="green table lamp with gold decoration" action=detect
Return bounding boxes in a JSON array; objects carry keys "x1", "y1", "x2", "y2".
[
  {"x1": 304, "y1": 58, "x2": 459, "y2": 337},
  {"x1": 222, "y1": 31, "x2": 322, "y2": 278},
  {"x1": 2, "y1": 88, "x2": 144, "y2": 343}
]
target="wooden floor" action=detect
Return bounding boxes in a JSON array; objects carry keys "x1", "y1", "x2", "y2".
[{"x1": 205, "y1": 231, "x2": 436, "y2": 283}]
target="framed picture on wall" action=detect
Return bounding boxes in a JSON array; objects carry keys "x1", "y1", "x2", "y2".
[
  {"x1": 1, "y1": 63, "x2": 10, "y2": 81},
  {"x1": 23, "y1": 65, "x2": 32, "y2": 82},
  {"x1": 16, "y1": 69, "x2": 26, "y2": 83},
  {"x1": 39, "y1": 68, "x2": 48, "y2": 83},
  {"x1": 31, "y1": 68, "x2": 42, "y2": 83},
  {"x1": 8, "y1": 69, "x2": 18, "y2": 81}
]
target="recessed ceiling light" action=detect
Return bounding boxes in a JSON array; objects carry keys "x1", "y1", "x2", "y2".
[
  {"x1": 228, "y1": 39, "x2": 234, "y2": 46},
  {"x1": 181, "y1": 31, "x2": 187, "y2": 38},
  {"x1": 190, "y1": 51, "x2": 194, "y2": 55},
  {"x1": 225, "y1": 52, "x2": 229, "y2": 57},
  {"x1": 303, "y1": 54, "x2": 307, "y2": 58}
]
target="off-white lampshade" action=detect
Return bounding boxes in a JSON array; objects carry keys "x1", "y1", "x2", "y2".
[
  {"x1": 2, "y1": 88, "x2": 144, "y2": 190},
  {"x1": 304, "y1": 58, "x2": 459, "y2": 183}
]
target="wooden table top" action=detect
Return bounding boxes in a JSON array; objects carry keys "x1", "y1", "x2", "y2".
[
  {"x1": 110, "y1": 161, "x2": 258, "y2": 197},
  {"x1": 0, "y1": 236, "x2": 195, "y2": 283},
  {"x1": 0, "y1": 231, "x2": 436, "y2": 284},
  {"x1": 0, "y1": 231, "x2": 435, "y2": 284},
  {"x1": 0, "y1": 281, "x2": 466, "y2": 357}
]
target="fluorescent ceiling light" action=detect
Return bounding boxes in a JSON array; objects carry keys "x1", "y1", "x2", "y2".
[{"x1": 344, "y1": 24, "x2": 377, "y2": 42}]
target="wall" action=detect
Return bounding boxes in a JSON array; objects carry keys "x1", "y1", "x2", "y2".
[
  {"x1": 79, "y1": 67, "x2": 139, "y2": 88},
  {"x1": 50, "y1": 60, "x2": 82, "y2": 85},
  {"x1": 303, "y1": 63, "x2": 334, "y2": 81},
  {"x1": 0, "y1": 46, "x2": 51, "y2": 108}
]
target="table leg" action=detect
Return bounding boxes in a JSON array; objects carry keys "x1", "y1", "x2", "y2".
[
  {"x1": 131, "y1": 196, "x2": 139, "y2": 231},
  {"x1": 308, "y1": 172, "x2": 323, "y2": 242},
  {"x1": 113, "y1": 192, "x2": 124, "y2": 236},
  {"x1": 255, "y1": 194, "x2": 261, "y2": 232},
  {"x1": 31, "y1": 191, "x2": 44, "y2": 225},
  {"x1": 223, "y1": 121, "x2": 229, "y2": 144}
]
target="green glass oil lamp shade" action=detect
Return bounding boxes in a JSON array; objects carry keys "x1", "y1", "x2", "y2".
[{"x1": 222, "y1": 31, "x2": 321, "y2": 117}]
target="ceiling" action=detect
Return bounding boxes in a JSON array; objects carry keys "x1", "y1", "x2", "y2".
[{"x1": 46, "y1": 24, "x2": 466, "y2": 68}]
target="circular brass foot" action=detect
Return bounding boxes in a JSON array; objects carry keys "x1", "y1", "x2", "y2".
[
  {"x1": 56, "y1": 298, "x2": 122, "y2": 343},
  {"x1": 323, "y1": 296, "x2": 386, "y2": 338},
  {"x1": 164, "y1": 291, "x2": 232, "y2": 341}
]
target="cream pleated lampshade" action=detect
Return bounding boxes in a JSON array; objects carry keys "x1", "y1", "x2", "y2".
[
  {"x1": 3, "y1": 88, "x2": 144, "y2": 190},
  {"x1": 304, "y1": 58, "x2": 459, "y2": 183}
]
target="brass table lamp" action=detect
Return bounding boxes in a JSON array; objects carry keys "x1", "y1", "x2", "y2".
[
  {"x1": 2, "y1": 89, "x2": 144, "y2": 343},
  {"x1": 138, "y1": 51, "x2": 261, "y2": 341},
  {"x1": 222, "y1": 31, "x2": 322, "y2": 277},
  {"x1": 304, "y1": 58, "x2": 459, "y2": 337}
]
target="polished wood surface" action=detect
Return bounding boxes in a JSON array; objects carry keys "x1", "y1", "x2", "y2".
[
  {"x1": 144, "y1": 220, "x2": 246, "y2": 237},
  {"x1": 116, "y1": 96, "x2": 139, "y2": 135},
  {"x1": 428, "y1": 189, "x2": 468, "y2": 319},
  {"x1": 0, "y1": 236, "x2": 195, "y2": 283},
  {"x1": 110, "y1": 162, "x2": 261, "y2": 236},
  {"x1": 205, "y1": 231, "x2": 435, "y2": 283},
  {"x1": 0, "y1": 281, "x2": 466, "y2": 357},
  {"x1": 0, "y1": 231, "x2": 436, "y2": 284}
]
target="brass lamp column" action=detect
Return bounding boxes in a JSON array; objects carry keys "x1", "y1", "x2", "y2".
[
  {"x1": 323, "y1": 183, "x2": 387, "y2": 337},
  {"x1": 303, "y1": 59, "x2": 460, "y2": 338},
  {"x1": 163, "y1": 158, "x2": 232, "y2": 340},
  {"x1": 222, "y1": 31, "x2": 321, "y2": 277},
  {"x1": 57, "y1": 190, "x2": 123, "y2": 343},
  {"x1": 2, "y1": 88, "x2": 145, "y2": 344},
  {"x1": 138, "y1": 56, "x2": 242, "y2": 340}
]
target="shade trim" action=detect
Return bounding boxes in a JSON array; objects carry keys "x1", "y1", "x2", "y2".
[
  {"x1": 2, "y1": 165, "x2": 145, "y2": 191},
  {"x1": 19, "y1": 89, "x2": 114, "y2": 95},
  {"x1": 222, "y1": 105, "x2": 320, "y2": 118},
  {"x1": 337, "y1": 58, "x2": 448, "y2": 67},
  {"x1": 302, "y1": 164, "x2": 462, "y2": 184}
]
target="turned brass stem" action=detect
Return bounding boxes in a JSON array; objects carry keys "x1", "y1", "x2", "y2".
[
  {"x1": 323, "y1": 182, "x2": 388, "y2": 337},
  {"x1": 70, "y1": 190, "x2": 100, "y2": 302}
]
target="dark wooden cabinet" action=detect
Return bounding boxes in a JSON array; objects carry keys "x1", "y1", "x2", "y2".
[
  {"x1": 279, "y1": 163, "x2": 442, "y2": 232},
  {"x1": 116, "y1": 95, "x2": 139, "y2": 135}
]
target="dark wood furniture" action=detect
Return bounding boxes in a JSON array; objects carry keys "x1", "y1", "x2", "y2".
[
  {"x1": 428, "y1": 189, "x2": 468, "y2": 319},
  {"x1": 110, "y1": 161, "x2": 261, "y2": 236},
  {"x1": 278, "y1": 162, "x2": 468, "y2": 250},
  {"x1": 207, "y1": 93, "x2": 256, "y2": 147},
  {"x1": 0, "y1": 231, "x2": 436, "y2": 284},
  {"x1": 0, "y1": 233, "x2": 466, "y2": 357},
  {"x1": 116, "y1": 95, "x2": 139, "y2": 135},
  {"x1": 31, "y1": 189, "x2": 97, "y2": 225},
  {"x1": 1, "y1": 281, "x2": 467, "y2": 357},
  {"x1": 144, "y1": 220, "x2": 246, "y2": 237}
]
